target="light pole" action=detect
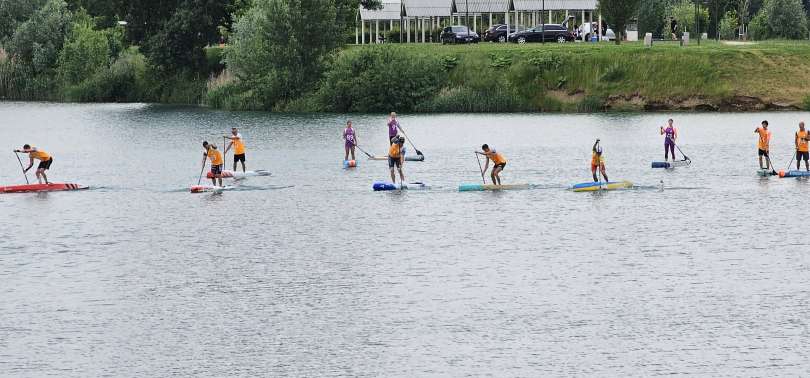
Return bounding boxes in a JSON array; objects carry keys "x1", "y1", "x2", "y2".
[
  {"x1": 466, "y1": 0, "x2": 469, "y2": 31},
  {"x1": 541, "y1": 0, "x2": 545, "y2": 44}
]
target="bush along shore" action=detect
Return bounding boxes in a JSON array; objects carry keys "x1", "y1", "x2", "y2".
[{"x1": 207, "y1": 41, "x2": 810, "y2": 113}]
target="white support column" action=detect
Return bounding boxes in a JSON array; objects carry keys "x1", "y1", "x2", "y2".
[
  {"x1": 473, "y1": 14, "x2": 477, "y2": 33},
  {"x1": 356, "y1": 20, "x2": 359, "y2": 44},
  {"x1": 489, "y1": 12, "x2": 493, "y2": 28},
  {"x1": 375, "y1": 20, "x2": 379, "y2": 43},
  {"x1": 422, "y1": 18, "x2": 426, "y2": 43},
  {"x1": 406, "y1": 18, "x2": 410, "y2": 43},
  {"x1": 361, "y1": 20, "x2": 365, "y2": 44}
]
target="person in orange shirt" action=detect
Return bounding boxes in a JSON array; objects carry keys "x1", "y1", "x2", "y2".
[
  {"x1": 754, "y1": 120, "x2": 773, "y2": 171},
  {"x1": 388, "y1": 135, "x2": 406, "y2": 184},
  {"x1": 15, "y1": 144, "x2": 52, "y2": 184},
  {"x1": 476, "y1": 144, "x2": 507, "y2": 185},
  {"x1": 590, "y1": 139, "x2": 608, "y2": 182},
  {"x1": 202, "y1": 141, "x2": 224, "y2": 187},
  {"x1": 224, "y1": 128, "x2": 246, "y2": 173},
  {"x1": 796, "y1": 121, "x2": 809, "y2": 171}
]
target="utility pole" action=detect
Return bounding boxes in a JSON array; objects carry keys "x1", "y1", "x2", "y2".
[
  {"x1": 466, "y1": 0, "x2": 469, "y2": 29},
  {"x1": 695, "y1": 0, "x2": 700, "y2": 46},
  {"x1": 541, "y1": 0, "x2": 545, "y2": 43}
]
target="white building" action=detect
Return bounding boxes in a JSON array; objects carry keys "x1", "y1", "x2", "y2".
[{"x1": 357, "y1": 0, "x2": 609, "y2": 44}]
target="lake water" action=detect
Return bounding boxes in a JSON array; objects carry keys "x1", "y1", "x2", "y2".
[{"x1": 1, "y1": 102, "x2": 809, "y2": 376}]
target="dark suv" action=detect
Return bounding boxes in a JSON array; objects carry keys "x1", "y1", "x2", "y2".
[
  {"x1": 508, "y1": 24, "x2": 575, "y2": 43},
  {"x1": 440, "y1": 26, "x2": 481, "y2": 44},
  {"x1": 483, "y1": 24, "x2": 526, "y2": 42}
]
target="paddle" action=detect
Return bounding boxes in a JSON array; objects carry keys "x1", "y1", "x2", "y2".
[
  {"x1": 785, "y1": 152, "x2": 796, "y2": 173},
  {"x1": 397, "y1": 124, "x2": 423, "y2": 156},
  {"x1": 13, "y1": 151, "x2": 29, "y2": 184},
  {"x1": 764, "y1": 154, "x2": 778, "y2": 175},
  {"x1": 672, "y1": 140, "x2": 690, "y2": 162},
  {"x1": 354, "y1": 143, "x2": 374, "y2": 159},
  {"x1": 197, "y1": 155, "x2": 206, "y2": 185},
  {"x1": 474, "y1": 152, "x2": 486, "y2": 184}
]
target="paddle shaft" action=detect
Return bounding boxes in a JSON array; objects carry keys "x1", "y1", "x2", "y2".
[
  {"x1": 668, "y1": 137, "x2": 690, "y2": 161},
  {"x1": 475, "y1": 152, "x2": 485, "y2": 184},
  {"x1": 396, "y1": 125, "x2": 422, "y2": 156},
  {"x1": 764, "y1": 154, "x2": 777, "y2": 174},
  {"x1": 14, "y1": 151, "x2": 29, "y2": 184},
  {"x1": 354, "y1": 143, "x2": 373, "y2": 158},
  {"x1": 197, "y1": 155, "x2": 206, "y2": 185}
]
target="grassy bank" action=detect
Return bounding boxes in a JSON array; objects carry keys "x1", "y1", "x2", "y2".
[{"x1": 225, "y1": 40, "x2": 810, "y2": 113}]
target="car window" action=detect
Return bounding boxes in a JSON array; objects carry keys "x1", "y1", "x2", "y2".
[
  {"x1": 497, "y1": 26, "x2": 505, "y2": 31},
  {"x1": 452, "y1": 26, "x2": 468, "y2": 33},
  {"x1": 443, "y1": 27, "x2": 451, "y2": 33}
]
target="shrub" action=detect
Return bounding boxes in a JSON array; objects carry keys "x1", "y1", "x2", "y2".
[
  {"x1": 316, "y1": 45, "x2": 447, "y2": 112},
  {"x1": 718, "y1": 10, "x2": 739, "y2": 40},
  {"x1": 58, "y1": 20, "x2": 110, "y2": 86}
]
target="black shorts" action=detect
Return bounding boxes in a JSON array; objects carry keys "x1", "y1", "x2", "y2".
[
  {"x1": 234, "y1": 153, "x2": 246, "y2": 163},
  {"x1": 38, "y1": 158, "x2": 52, "y2": 170},
  {"x1": 758, "y1": 149, "x2": 769, "y2": 157},
  {"x1": 211, "y1": 164, "x2": 222, "y2": 175},
  {"x1": 798, "y1": 151, "x2": 809, "y2": 161},
  {"x1": 494, "y1": 162, "x2": 506, "y2": 170},
  {"x1": 388, "y1": 156, "x2": 402, "y2": 168}
]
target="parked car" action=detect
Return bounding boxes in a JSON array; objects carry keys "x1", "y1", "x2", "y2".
[
  {"x1": 440, "y1": 26, "x2": 481, "y2": 44},
  {"x1": 507, "y1": 24, "x2": 575, "y2": 44},
  {"x1": 483, "y1": 24, "x2": 526, "y2": 43}
]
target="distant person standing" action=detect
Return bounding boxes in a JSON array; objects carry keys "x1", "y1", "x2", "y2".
[
  {"x1": 755, "y1": 120, "x2": 772, "y2": 171},
  {"x1": 224, "y1": 128, "x2": 246, "y2": 172},
  {"x1": 388, "y1": 136, "x2": 406, "y2": 184},
  {"x1": 796, "y1": 121, "x2": 809, "y2": 171},
  {"x1": 343, "y1": 120, "x2": 357, "y2": 162},
  {"x1": 591, "y1": 139, "x2": 608, "y2": 182},
  {"x1": 203, "y1": 141, "x2": 224, "y2": 187},
  {"x1": 387, "y1": 112, "x2": 401, "y2": 145},
  {"x1": 660, "y1": 118, "x2": 678, "y2": 162}
]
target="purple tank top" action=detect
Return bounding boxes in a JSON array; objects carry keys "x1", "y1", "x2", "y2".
[
  {"x1": 344, "y1": 127, "x2": 355, "y2": 143},
  {"x1": 388, "y1": 119, "x2": 399, "y2": 138},
  {"x1": 664, "y1": 126, "x2": 675, "y2": 141}
]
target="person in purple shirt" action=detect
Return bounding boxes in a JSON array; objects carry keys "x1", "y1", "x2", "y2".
[
  {"x1": 343, "y1": 120, "x2": 357, "y2": 161},
  {"x1": 387, "y1": 112, "x2": 401, "y2": 145}
]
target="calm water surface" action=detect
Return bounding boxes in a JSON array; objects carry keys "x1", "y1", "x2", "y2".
[{"x1": 1, "y1": 103, "x2": 809, "y2": 376}]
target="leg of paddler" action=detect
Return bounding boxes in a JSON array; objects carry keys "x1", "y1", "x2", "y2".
[{"x1": 601, "y1": 164, "x2": 609, "y2": 182}]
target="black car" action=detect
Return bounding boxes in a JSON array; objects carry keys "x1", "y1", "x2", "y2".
[
  {"x1": 440, "y1": 26, "x2": 481, "y2": 44},
  {"x1": 507, "y1": 24, "x2": 575, "y2": 44},
  {"x1": 483, "y1": 24, "x2": 526, "y2": 43}
]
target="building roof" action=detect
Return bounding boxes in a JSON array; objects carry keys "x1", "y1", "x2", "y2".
[
  {"x1": 454, "y1": 0, "x2": 510, "y2": 13},
  {"x1": 360, "y1": 0, "x2": 402, "y2": 20},
  {"x1": 513, "y1": 0, "x2": 597, "y2": 10},
  {"x1": 402, "y1": 0, "x2": 453, "y2": 17}
]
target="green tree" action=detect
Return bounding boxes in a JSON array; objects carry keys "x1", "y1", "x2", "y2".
[
  {"x1": 57, "y1": 17, "x2": 110, "y2": 86},
  {"x1": 7, "y1": 0, "x2": 72, "y2": 73},
  {"x1": 670, "y1": 0, "x2": 710, "y2": 36},
  {"x1": 638, "y1": 0, "x2": 669, "y2": 36},
  {"x1": 0, "y1": 0, "x2": 47, "y2": 42},
  {"x1": 117, "y1": 0, "x2": 233, "y2": 73},
  {"x1": 761, "y1": 0, "x2": 807, "y2": 39},
  {"x1": 718, "y1": 10, "x2": 739, "y2": 39},
  {"x1": 226, "y1": 0, "x2": 341, "y2": 109},
  {"x1": 597, "y1": 0, "x2": 641, "y2": 44}
]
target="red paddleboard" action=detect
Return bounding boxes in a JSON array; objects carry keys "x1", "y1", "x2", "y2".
[{"x1": 0, "y1": 183, "x2": 88, "y2": 193}]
